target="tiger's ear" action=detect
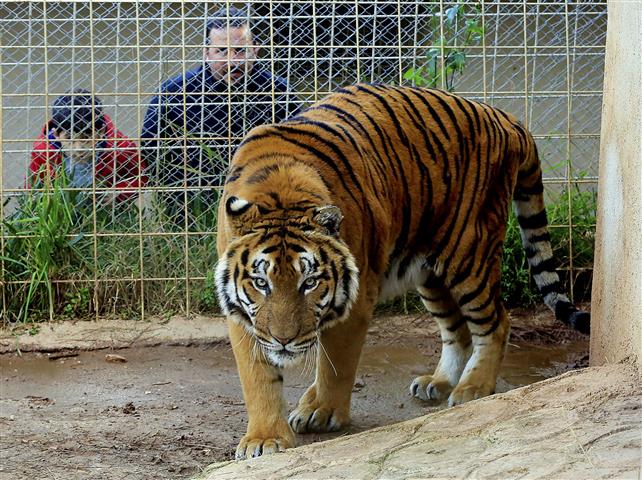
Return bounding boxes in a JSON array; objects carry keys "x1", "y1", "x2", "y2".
[
  {"x1": 312, "y1": 205, "x2": 343, "y2": 236},
  {"x1": 226, "y1": 196, "x2": 252, "y2": 217},
  {"x1": 225, "y1": 196, "x2": 256, "y2": 234}
]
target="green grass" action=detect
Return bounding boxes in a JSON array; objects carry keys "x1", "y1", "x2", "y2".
[
  {"x1": 1, "y1": 178, "x2": 595, "y2": 324},
  {"x1": 1, "y1": 170, "x2": 220, "y2": 323}
]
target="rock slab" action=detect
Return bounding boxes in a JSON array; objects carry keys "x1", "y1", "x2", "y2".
[{"x1": 197, "y1": 364, "x2": 641, "y2": 480}]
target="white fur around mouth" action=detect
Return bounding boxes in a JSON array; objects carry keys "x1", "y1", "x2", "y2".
[{"x1": 265, "y1": 349, "x2": 305, "y2": 367}]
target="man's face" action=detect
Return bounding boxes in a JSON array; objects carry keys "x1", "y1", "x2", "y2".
[
  {"x1": 54, "y1": 127, "x2": 104, "y2": 165},
  {"x1": 204, "y1": 25, "x2": 257, "y2": 86}
]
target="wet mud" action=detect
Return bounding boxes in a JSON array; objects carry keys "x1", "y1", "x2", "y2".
[{"x1": 0, "y1": 308, "x2": 588, "y2": 479}]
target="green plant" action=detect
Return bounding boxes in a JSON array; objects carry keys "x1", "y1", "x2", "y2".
[
  {"x1": 501, "y1": 211, "x2": 541, "y2": 307},
  {"x1": 196, "y1": 270, "x2": 218, "y2": 312},
  {"x1": 63, "y1": 287, "x2": 91, "y2": 317},
  {"x1": 1, "y1": 144, "x2": 224, "y2": 324},
  {"x1": 403, "y1": 3, "x2": 484, "y2": 91},
  {"x1": 1, "y1": 170, "x2": 94, "y2": 322},
  {"x1": 27, "y1": 324, "x2": 40, "y2": 336}
]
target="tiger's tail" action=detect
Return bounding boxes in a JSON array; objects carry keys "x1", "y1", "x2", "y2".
[{"x1": 512, "y1": 140, "x2": 590, "y2": 334}]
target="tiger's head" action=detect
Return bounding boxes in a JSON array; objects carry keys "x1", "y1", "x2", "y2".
[{"x1": 215, "y1": 196, "x2": 360, "y2": 367}]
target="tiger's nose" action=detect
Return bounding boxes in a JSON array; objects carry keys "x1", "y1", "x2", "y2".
[{"x1": 272, "y1": 334, "x2": 295, "y2": 346}]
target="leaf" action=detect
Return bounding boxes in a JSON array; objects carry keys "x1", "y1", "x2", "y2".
[
  {"x1": 403, "y1": 68, "x2": 417, "y2": 81},
  {"x1": 445, "y1": 6, "x2": 459, "y2": 25},
  {"x1": 426, "y1": 47, "x2": 441, "y2": 63},
  {"x1": 465, "y1": 19, "x2": 482, "y2": 32},
  {"x1": 450, "y1": 51, "x2": 466, "y2": 71}
]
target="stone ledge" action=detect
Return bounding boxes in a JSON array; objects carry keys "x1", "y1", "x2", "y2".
[
  {"x1": 0, "y1": 315, "x2": 228, "y2": 354},
  {"x1": 196, "y1": 364, "x2": 641, "y2": 480}
]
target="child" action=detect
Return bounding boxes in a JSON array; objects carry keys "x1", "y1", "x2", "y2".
[{"x1": 29, "y1": 89, "x2": 146, "y2": 203}]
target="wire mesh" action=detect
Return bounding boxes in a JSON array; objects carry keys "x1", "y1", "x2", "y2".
[{"x1": 0, "y1": 1, "x2": 605, "y2": 322}]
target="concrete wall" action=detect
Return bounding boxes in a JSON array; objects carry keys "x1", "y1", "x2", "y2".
[{"x1": 590, "y1": 0, "x2": 641, "y2": 370}]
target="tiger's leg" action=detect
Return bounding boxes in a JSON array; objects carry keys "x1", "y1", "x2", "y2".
[
  {"x1": 410, "y1": 285, "x2": 472, "y2": 401},
  {"x1": 228, "y1": 319, "x2": 295, "y2": 459},
  {"x1": 449, "y1": 279, "x2": 510, "y2": 406},
  {"x1": 288, "y1": 308, "x2": 370, "y2": 433}
]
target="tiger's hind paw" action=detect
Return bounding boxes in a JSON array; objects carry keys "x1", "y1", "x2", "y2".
[{"x1": 448, "y1": 382, "x2": 495, "y2": 407}]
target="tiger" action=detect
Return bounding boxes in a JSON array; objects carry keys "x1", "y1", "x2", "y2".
[{"x1": 215, "y1": 83, "x2": 589, "y2": 460}]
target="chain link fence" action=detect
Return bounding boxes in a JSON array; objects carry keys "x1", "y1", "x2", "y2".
[{"x1": 0, "y1": 1, "x2": 605, "y2": 322}]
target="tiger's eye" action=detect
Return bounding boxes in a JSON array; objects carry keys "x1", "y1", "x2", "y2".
[{"x1": 253, "y1": 278, "x2": 268, "y2": 289}]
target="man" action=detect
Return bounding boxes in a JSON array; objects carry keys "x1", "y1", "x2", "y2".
[
  {"x1": 29, "y1": 89, "x2": 146, "y2": 205},
  {"x1": 141, "y1": 6, "x2": 298, "y2": 226}
]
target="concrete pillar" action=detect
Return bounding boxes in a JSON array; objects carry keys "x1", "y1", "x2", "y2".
[{"x1": 590, "y1": 0, "x2": 641, "y2": 370}]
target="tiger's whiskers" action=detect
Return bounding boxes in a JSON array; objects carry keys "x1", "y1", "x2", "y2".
[{"x1": 317, "y1": 332, "x2": 337, "y2": 376}]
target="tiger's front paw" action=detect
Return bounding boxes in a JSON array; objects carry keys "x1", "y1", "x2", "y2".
[
  {"x1": 409, "y1": 375, "x2": 453, "y2": 401},
  {"x1": 288, "y1": 403, "x2": 350, "y2": 433},
  {"x1": 235, "y1": 422, "x2": 295, "y2": 460}
]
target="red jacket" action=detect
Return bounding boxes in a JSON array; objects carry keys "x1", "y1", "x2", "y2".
[{"x1": 29, "y1": 114, "x2": 147, "y2": 201}]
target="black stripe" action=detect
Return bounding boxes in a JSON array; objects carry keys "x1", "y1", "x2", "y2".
[
  {"x1": 267, "y1": 191, "x2": 283, "y2": 209},
  {"x1": 423, "y1": 273, "x2": 443, "y2": 290},
  {"x1": 276, "y1": 125, "x2": 367, "y2": 204},
  {"x1": 246, "y1": 163, "x2": 282, "y2": 184},
  {"x1": 319, "y1": 247, "x2": 328, "y2": 264},
  {"x1": 269, "y1": 131, "x2": 362, "y2": 205},
  {"x1": 240, "y1": 249, "x2": 249, "y2": 266},
  {"x1": 473, "y1": 314, "x2": 502, "y2": 337},
  {"x1": 418, "y1": 292, "x2": 445, "y2": 302},
  {"x1": 347, "y1": 94, "x2": 412, "y2": 259},
  {"x1": 424, "y1": 92, "x2": 471, "y2": 261},
  {"x1": 397, "y1": 254, "x2": 414, "y2": 280},
  {"x1": 446, "y1": 315, "x2": 467, "y2": 332},
  {"x1": 219, "y1": 267, "x2": 230, "y2": 285},
  {"x1": 341, "y1": 260, "x2": 354, "y2": 298},
  {"x1": 514, "y1": 181, "x2": 544, "y2": 197},
  {"x1": 517, "y1": 157, "x2": 540, "y2": 179},
  {"x1": 463, "y1": 312, "x2": 495, "y2": 326},
  {"x1": 458, "y1": 263, "x2": 494, "y2": 308},
  {"x1": 448, "y1": 253, "x2": 476, "y2": 288},
  {"x1": 226, "y1": 165, "x2": 244, "y2": 184},
  {"x1": 528, "y1": 232, "x2": 551, "y2": 244},
  {"x1": 430, "y1": 307, "x2": 459, "y2": 318},
  {"x1": 530, "y1": 257, "x2": 557, "y2": 275},
  {"x1": 514, "y1": 181, "x2": 544, "y2": 202},
  {"x1": 408, "y1": 88, "x2": 452, "y2": 142},
  {"x1": 329, "y1": 261, "x2": 339, "y2": 309},
  {"x1": 469, "y1": 283, "x2": 499, "y2": 312},
  {"x1": 441, "y1": 111, "x2": 492, "y2": 276},
  {"x1": 395, "y1": 90, "x2": 441, "y2": 167},
  {"x1": 517, "y1": 210, "x2": 548, "y2": 230}
]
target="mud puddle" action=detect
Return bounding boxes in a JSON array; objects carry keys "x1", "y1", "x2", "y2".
[{"x1": 0, "y1": 309, "x2": 588, "y2": 480}]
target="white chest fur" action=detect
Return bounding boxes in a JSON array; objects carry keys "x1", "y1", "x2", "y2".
[{"x1": 378, "y1": 255, "x2": 432, "y2": 302}]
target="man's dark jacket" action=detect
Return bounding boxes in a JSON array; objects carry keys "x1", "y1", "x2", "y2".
[{"x1": 141, "y1": 63, "x2": 297, "y2": 191}]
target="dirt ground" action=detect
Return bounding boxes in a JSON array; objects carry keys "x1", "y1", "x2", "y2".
[{"x1": 0, "y1": 307, "x2": 589, "y2": 480}]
